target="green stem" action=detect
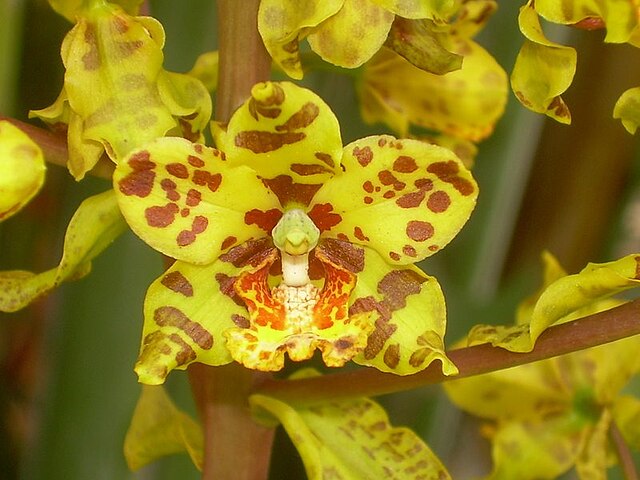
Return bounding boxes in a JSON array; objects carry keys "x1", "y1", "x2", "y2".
[
  {"x1": 255, "y1": 298, "x2": 640, "y2": 406},
  {"x1": 186, "y1": 2, "x2": 274, "y2": 480},
  {"x1": 610, "y1": 420, "x2": 639, "y2": 480}
]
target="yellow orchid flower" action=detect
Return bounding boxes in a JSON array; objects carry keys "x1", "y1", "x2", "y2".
[
  {"x1": 358, "y1": 1, "x2": 508, "y2": 141},
  {"x1": 0, "y1": 121, "x2": 46, "y2": 222},
  {"x1": 257, "y1": 0, "x2": 456, "y2": 79},
  {"x1": 445, "y1": 253, "x2": 640, "y2": 479},
  {"x1": 112, "y1": 81, "x2": 478, "y2": 384},
  {"x1": 512, "y1": 0, "x2": 640, "y2": 127},
  {"x1": 30, "y1": 0, "x2": 211, "y2": 179}
]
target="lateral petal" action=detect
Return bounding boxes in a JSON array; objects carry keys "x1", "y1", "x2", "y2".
[
  {"x1": 350, "y1": 246, "x2": 457, "y2": 375},
  {"x1": 309, "y1": 135, "x2": 477, "y2": 264},
  {"x1": 113, "y1": 137, "x2": 280, "y2": 264}
]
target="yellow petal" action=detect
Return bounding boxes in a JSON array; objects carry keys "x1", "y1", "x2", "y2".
[
  {"x1": 157, "y1": 70, "x2": 212, "y2": 142},
  {"x1": 47, "y1": 0, "x2": 144, "y2": 23},
  {"x1": 134, "y1": 240, "x2": 270, "y2": 384},
  {"x1": 488, "y1": 417, "x2": 584, "y2": 480},
  {"x1": 124, "y1": 385, "x2": 203, "y2": 470},
  {"x1": 258, "y1": 0, "x2": 343, "y2": 79},
  {"x1": 187, "y1": 51, "x2": 219, "y2": 92},
  {"x1": 309, "y1": 135, "x2": 477, "y2": 263},
  {"x1": 575, "y1": 334, "x2": 640, "y2": 404},
  {"x1": 510, "y1": 3, "x2": 576, "y2": 124},
  {"x1": 0, "y1": 121, "x2": 46, "y2": 221},
  {"x1": 515, "y1": 251, "x2": 567, "y2": 325},
  {"x1": 444, "y1": 360, "x2": 569, "y2": 421},
  {"x1": 449, "y1": 0, "x2": 497, "y2": 38},
  {"x1": 225, "y1": 241, "x2": 374, "y2": 371},
  {"x1": 535, "y1": 0, "x2": 639, "y2": 43},
  {"x1": 213, "y1": 82, "x2": 342, "y2": 208},
  {"x1": 67, "y1": 110, "x2": 105, "y2": 179},
  {"x1": 29, "y1": 88, "x2": 71, "y2": 128},
  {"x1": 611, "y1": 395, "x2": 640, "y2": 451},
  {"x1": 613, "y1": 86, "x2": 640, "y2": 134},
  {"x1": 574, "y1": 410, "x2": 611, "y2": 480},
  {"x1": 349, "y1": 246, "x2": 458, "y2": 375},
  {"x1": 113, "y1": 137, "x2": 279, "y2": 264},
  {"x1": 469, "y1": 253, "x2": 640, "y2": 352},
  {"x1": 251, "y1": 369, "x2": 451, "y2": 480},
  {"x1": 0, "y1": 190, "x2": 126, "y2": 312},
  {"x1": 360, "y1": 45, "x2": 507, "y2": 140},
  {"x1": 385, "y1": 18, "x2": 463, "y2": 75},
  {"x1": 62, "y1": 4, "x2": 178, "y2": 165},
  {"x1": 371, "y1": 0, "x2": 455, "y2": 19},
  {"x1": 307, "y1": 0, "x2": 394, "y2": 68}
]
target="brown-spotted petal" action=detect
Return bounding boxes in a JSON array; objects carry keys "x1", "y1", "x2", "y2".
[
  {"x1": 113, "y1": 137, "x2": 280, "y2": 264},
  {"x1": 308, "y1": 135, "x2": 477, "y2": 264},
  {"x1": 213, "y1": 81, "x2": 343, "y2": 208}
]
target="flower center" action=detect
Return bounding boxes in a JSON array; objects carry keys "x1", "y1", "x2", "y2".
[{"x1": 271, "y1": 209, "x2": 320, "y2": 287}]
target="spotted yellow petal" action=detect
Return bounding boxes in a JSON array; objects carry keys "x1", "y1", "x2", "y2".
[
  {"x1": 488, "y1": 416, "x2": 585, "y2": 480},
  {"x1": 187, "y1": 51, "x2": 219, "y2": 92},
  {"x1": 251, "y1": 369, "x2": 451, "y2": 480},
  {"x1": 157, "y1": 71, "x2": 212, "y2": 143},
  {"x1": 113, "y1": 137, "x2": 280, "y2": 264},
  {"x1": 469, "y1": 254, "x2": 640, "y2": 352},
  {"x1": 449, "y1": 0, "x2": 497, "y2": 38},
  {"x1": 0, "y1": 190, "x2": 126, "y2": 312},
  {"x1": 511, "y1": 3, "x2": 576, "y2": 124},
  {"x1": 444, "y1": 360, "x2": 569, "y2": 422},
  {"x1": 571, "y1": 334, "x2": 640, "y2": 404},
  {"x1": 344, "y1": 246, "x2": 457, "y2": 375},
  {"x1": 385, "y1": 18, "x2": 463, "y2": 75},
  {"x1": 416, "y1": 133, "x2": 478, "y2": 169},
  {"x1": 29, "y1": 88, "x2": 71, "y2": 128},
  {"x1": 612, "y1": 395, "x2": 640, "y2": 451},
  {"x1": 309, "y1": 135, "x2": 477, "y2": 264},
  {"x1": 134, "y1": 240, "x2": 272, "y2": 384},
  {"x1": 48, "y1": 0, "x2": 143, "y2": 23},
  {"x1": 124, "y1": 385, "x2": 203, "y2": 470},
  {"x1": 213, "y1": 81, "x2": 342, "y2": 208},
  {"x1": 360, "y1": 45, "x2": 507, "y2": 140},
  {"x1": 61, "y1": 3, "x2": 178, "y2": 168},
  {"x1": 613, "y1": 86, "x2": 640, "y2": 134},
  {"x1": 0, "y1": 121, "x2": 46, "y2": 221},
  {"x1": 535, "y1": 0, "x2": 639, "y2": 43},
  {"x1": 224, "y1": 240, "x2": 374, "y2": 371},
  {"x1": 371, "y1": 0, "x2": 454, "y2": 19},
  {"x1": 258, "y1": 0, "x2": 343, "y2": 79},
  {"x1": 307, "y1": 0, "x2": 394, "y2": 68},
  {"x1": 574, "y1": 411, "x2": 611, "y2": 480}
]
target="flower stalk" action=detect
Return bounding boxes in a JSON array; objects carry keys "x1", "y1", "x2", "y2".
[{"x1": 186, "y1": 1, "x2": 275, "y2": 479}]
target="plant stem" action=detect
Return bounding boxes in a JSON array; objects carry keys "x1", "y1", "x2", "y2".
[
  {"x1": 255, "y1": 298, "x2": 640, "y2": 406},
  {"x1": 186, "y1": 2, "x2": 274, "y2": 480},
  {"x1": 610, "y1": 420, "x2": 639, "y2": 480}
]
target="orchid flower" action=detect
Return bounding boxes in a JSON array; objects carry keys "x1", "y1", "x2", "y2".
[
  {"x1": 512, "y1": 0, "x2": 640, "y2": 128},
  {"x1": 112, "y1": 81, "x2": 478, "y2": 383},
  {"x1": 0, "y1": 121, "x2": 46, "y2": 222},
  {"x1": 30, "y1": 0, "x2": 211, "y2": 179},
  {"x1": 358, "y1": 1, "x2": 507, "y2": 145},
  {"x1": 445, "y1": 252, "x2": 640, "y2": 479},
  {"x1": 257, "y1": 0, "x2": 457, "y2": 79}
]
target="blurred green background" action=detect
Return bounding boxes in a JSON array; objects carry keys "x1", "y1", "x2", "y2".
[{"x1": 1, "y1": 1, "x2": 639, "y2": 478}]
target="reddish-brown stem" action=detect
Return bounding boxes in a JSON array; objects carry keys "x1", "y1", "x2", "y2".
[
  {"x1": 186, "y1": 2, "x2": 274, "y2": 480},
  {"x1": 610, "y1": 420, "x2": 639, "y2": 480},
  {"x1": 255, "y1": 299, "x2": 640, "y2": 406}
]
